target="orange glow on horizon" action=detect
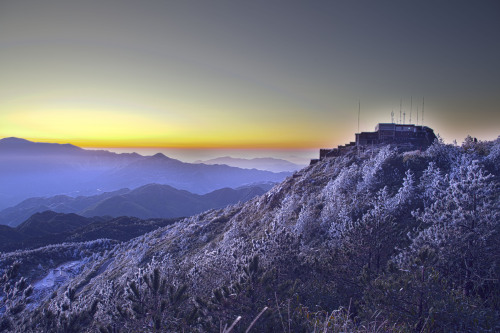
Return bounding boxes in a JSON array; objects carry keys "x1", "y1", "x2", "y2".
[
  {"x1": 1, "y1": 106, "x2": 349, "y2": 150},
  {"x1": 20, "y1": 137, "x2": 328, "y2": 150}
]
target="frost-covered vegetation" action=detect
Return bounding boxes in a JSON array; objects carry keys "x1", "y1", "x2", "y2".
[{"x1": 1, "y1": 137, "x2": 499, "y2": 332}]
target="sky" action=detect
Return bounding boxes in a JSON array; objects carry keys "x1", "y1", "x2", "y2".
[{"x1": 1, "y1": 0, "x2": 499, "y2": 151}]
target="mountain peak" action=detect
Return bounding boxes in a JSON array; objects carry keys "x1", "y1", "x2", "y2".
[
  {"x1": 0, "y1": 137, "x2": 82, "y2": 153},
  {"x1": 0, "y1": 137, "x2": 33, "y2": 145}
]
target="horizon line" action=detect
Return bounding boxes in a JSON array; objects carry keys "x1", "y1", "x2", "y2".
[{"x1": 0, "y1": 136, "x2": 322, "y2": 150}]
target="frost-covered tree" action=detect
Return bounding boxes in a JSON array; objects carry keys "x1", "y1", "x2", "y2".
[
  {"x1": 360, "y1": 145, "x2": 396, "y2": 192},
  {"x1": 391, "y1": 169, "x2": 417, "y2": 213},
  {"x1": 418, "y1": 162, "x2": 449, "y2": 209},
  {"x1": 485, "y1": 136, "x2": 500, "y2": 174},
  {"x1": 343, "y1": 187, "x2": 398, "y2": 278},
  {"x1": 321, "y1": 163, "x2": 362, "y2": 240},
  {"x1": 424, "y1": 137, "x2": 460, "y2": 172},
  {"x1": 406, "y1": 156, "x2": 499, "y2": 296}
]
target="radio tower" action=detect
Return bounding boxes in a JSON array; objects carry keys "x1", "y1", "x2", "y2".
[
  {"x1": 410, "y1": 96, "x2": 412, "y2": 124},
  {"x1": 422, "y1": 97, "x2": 425, "y2": 125},
  {"x1": 399, "y1": 99, "x2": 402, "y2": 124},
  {"x1": 358, "y1": 100, "x2": 360, "y2": 133}
]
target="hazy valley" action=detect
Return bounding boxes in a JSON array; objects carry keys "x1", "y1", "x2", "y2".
[{"x1": 0, "y1": 138, "x2": 290, "y2": 210}]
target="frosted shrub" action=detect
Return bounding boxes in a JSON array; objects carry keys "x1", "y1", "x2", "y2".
[
  {"x1": 424, "y1": 138, "x2": 459, "y2": 171},
  {"x1": 405, "y1": 155, "x2": 499, "y2": 295},
  {"x1": 321, "y1": 163, "x2": 362, "y2": 238},
  {"x1": 294, "y1": 199, "x2": 321, "y2": 242},
  {"x1": 361, "y1": 145, "x2": 396, "y2": 192},
  {"x1": 274, "y1": 194, "x2": 301, "y2": 229},
  {"x1": 390, "y1": 169, "x2": 417, "y2": 214},
  {"x1": 485, "y1": 136, "x2": 500, "y2": 172}
]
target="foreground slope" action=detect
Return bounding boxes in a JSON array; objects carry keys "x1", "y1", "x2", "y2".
[{"x1": 1, "y1": 137, "x2": 499, "y2": 332}]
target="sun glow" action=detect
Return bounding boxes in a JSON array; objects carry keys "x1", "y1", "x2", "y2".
[{"x1": 2, "y1": 104, "x2": 338, "y2": 149}]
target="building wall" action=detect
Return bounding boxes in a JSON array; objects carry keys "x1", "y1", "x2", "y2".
[{"x1": 356, "y1": 124, "x2": 436, "y2": 147}]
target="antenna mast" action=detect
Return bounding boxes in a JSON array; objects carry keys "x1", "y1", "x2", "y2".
[
  {"x1": 358, "y1": 100, "x2": 360, "y2": 133},
  {"x1": 391, "y1": 109, "x2": 394, "y2": 123},
  {"x1": 422, "y1": 97, "x2": 425, "y2": 125},
  {"x1": 410, "y1": 96, "x2": 412, "y2": 124},
  {"x1": 399, "y1": 99, "x2": 402, "y2": 124},
  {"x1": 416, "y1": 106, "x2": 419, "y2": 126}
]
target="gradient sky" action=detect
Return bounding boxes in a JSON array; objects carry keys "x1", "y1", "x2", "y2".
[{"x1": 1, "y1": 0, "x2": 499, "y2": 149}]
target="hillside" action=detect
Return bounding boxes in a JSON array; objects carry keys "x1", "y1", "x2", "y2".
[
  {"x1": 15, "y1": 211, "x2": 97, "y2": 238},
  {"x1": 0, "y1": 212, "x2": 181, "y2": 253},
  {"x1": 0, "y1": 189, "x2": 129, "y2": 227},
  {"x1": 1, "y1": 137, "x2": 499, "y2": 332},
  {"x1": 0, "y1": 138, "x2": 289, "y2": 209},
  {"x1": 0, "y1": 184, "x2": 267, "y2": 227},
  {"x1": 80, "y1": 183, "x2": 267, "y2": 219}
]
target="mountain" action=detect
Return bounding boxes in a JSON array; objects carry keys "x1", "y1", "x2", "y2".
[
  {"x1": 0, "y1": 137, "x2": 290, "y2": 209},
  {"x1": 2, "y1": 138, "x2": 499, "y2": 332},
  {"x1": 0, "y1": 211, "x2": 180, "y2": 252},
  {"x1": 0, "y1": 188, "x2": 130, "y2": 227},
  {"x1": 0, "y1": 137, "x2": 83, "y2": 155},
  {"x1": 0, "y1": 138, "x2": 142, "y2": 209},
  {"x1": 0, "y1": 225, "x2": 23, "y2": 245},
  {"x1": 196, "y1": 156, "x2": 305, "y2": 172},
  {"x1": 97, "y1": 153, "x2": 288, "y2": 194},
  {"x1": 81, "y1": 183, "x2": 267, "y2": 219},
  {"x1": 0, "y1": 211, "x2": 104, "y2": 252},
  {"x1": 0, "y1": 184, "x2": 268, "y2": 227},
  {"x1": 15, "y1": 211, "x2": 96, "y2": 238}
]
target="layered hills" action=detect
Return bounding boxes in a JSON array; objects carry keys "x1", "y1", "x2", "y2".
[
  {"x1": 0, "y1": 137, "x2": 290, "y2": 209},
  {"x1": 0, "y1": 211, "x2": 179, "y2": 252},
  {"x1": 196, "y1": 156, "x2": 305, "y2": 172},
  {"x1": 0, "y1": 183, "x2": 269, "y2": 227},
  {"x1": 1, "y1": 137, "x2": 499, "y2": 332}
]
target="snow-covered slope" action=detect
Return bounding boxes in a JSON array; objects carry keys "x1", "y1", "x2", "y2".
[{"x1": 2, "y1": 138, "x2": 500, "y2": 332}]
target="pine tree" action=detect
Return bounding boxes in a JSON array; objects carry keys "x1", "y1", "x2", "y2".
[{"x1": 409, "y1": 156, "x2": 499, "y2": 296}]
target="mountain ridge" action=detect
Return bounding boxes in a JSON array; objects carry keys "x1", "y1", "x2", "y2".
[
  {"x1": 0, "y1": 137, "x2": 290, "y2": 209},
  {"x1": 0, "y1": 212, "x2": 180, "y2": 252},
  {"x1": 196, "y1": 156, "x2": 305, "y2": 172},
  {"x1": 0, "y1": 183, "x2": 269, "y2": 227}
]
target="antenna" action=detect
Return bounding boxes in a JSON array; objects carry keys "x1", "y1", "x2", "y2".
[
  {"x1": 416, "y1": 106, "x2": 419, "y2": 126},
  {"x1": 403, "y1": 112, "x2": 406, "y2": 124},
  {"x1": 358, "y1": 100, "x2": 360, "y2": 133},
  {"x1": 391, "y1": 109, "x2": 394, "y2": 123},
  {"x1": 399, "y1": 99, "x2": 402, "y2": 124},
  {"x1": 410, "y1": 96, "x2": 412, "y2": 124},
  {"x1": 422, "y1": 97, "x2": 425, "y2": 125}
]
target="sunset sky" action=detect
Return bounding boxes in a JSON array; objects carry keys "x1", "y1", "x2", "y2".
[{"x1": 1, "y1": 0, "x2": 499, "y2": 150}]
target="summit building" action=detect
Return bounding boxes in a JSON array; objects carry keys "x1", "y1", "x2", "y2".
[{"x1": 311, "y1": 123, "x2": 437, "y2": 164}]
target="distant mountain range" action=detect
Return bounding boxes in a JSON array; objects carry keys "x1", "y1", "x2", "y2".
[
  {"x1": 195, "y1": 156, "x2": 305, "y2": 172},
  {"x1": 0, "y1": 211, "x2": 179, "y2": 252},
  {"x1": 0, "y1": 137, "x2": 290, "y2": 209},
  {"x1": 0, "y1": 183, "x2": 270, "y2": 227}
]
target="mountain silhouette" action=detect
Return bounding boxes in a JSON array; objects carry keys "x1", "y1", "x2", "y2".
[
  {"x1": 0, "y1": 183, "x2": 269, "y2": 226},
  {"x1": 0, "y1": 137, "x2": 290, "y2": 209}
]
